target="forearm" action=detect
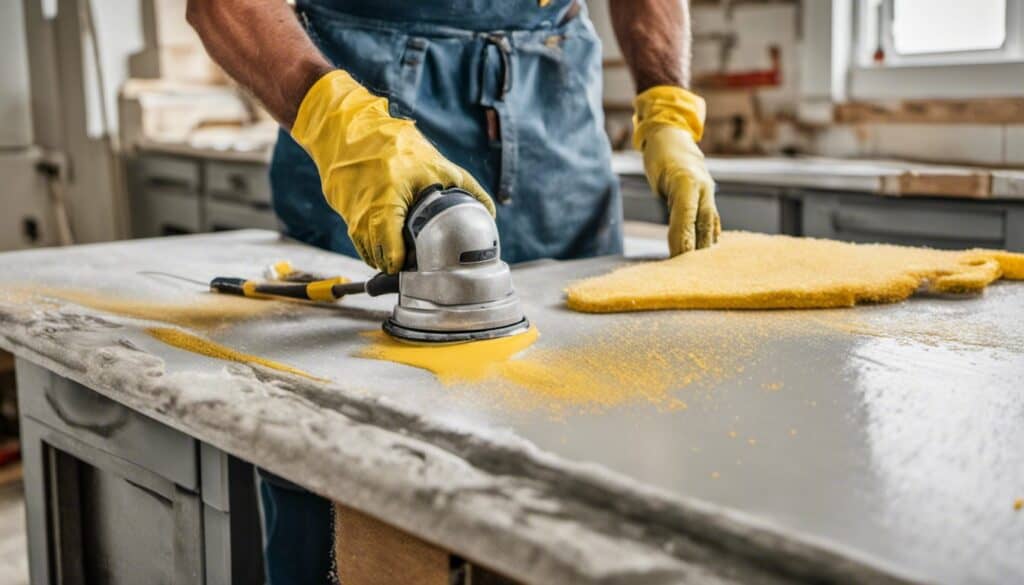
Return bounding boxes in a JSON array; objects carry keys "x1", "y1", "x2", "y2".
[
  {"x1": 609, "y1": 0, "x2": 692, "y2": 92},
  {"x1": 186, "y1": 0, "x2": 334, "y2": 128}
]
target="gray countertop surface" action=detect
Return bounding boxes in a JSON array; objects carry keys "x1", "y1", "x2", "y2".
[
  {"x1": 0, "y1": 230, "x2": 1021, "y2": 584},
  {"x1": 614, "y1": 152, "x2": 1024, "y2": 200},
  {"x1": 135, "y1": 140, "x2": 272, "y2": 164},
  {"x1": 134, "y1": 142, "x2": 1024, "y2": 201}
]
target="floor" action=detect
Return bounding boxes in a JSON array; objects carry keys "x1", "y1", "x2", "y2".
[{"x1": 0, "y1": 474, "x2": 27, "y2": 585}]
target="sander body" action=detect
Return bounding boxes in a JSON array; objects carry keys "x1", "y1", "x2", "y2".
[{"x1": 383, "y1": 186, "x2": 529, "y2": 343}]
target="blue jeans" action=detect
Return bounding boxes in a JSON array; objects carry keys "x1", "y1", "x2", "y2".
[
  {"x1": 257, "y1": 471, "x2": 335, "y2": 585},
  {"x1": 262, "y1": 2, "x2": 622, "y2": 583}
]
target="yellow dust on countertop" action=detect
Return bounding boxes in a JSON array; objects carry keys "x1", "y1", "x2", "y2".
[
  {"x1": 1015, "y1": 499, "x2": 1023, "y2": 511},
  {"x1": 566, "y1": 232, "x2": 1024, "y2": 312},
  {"x1": 18, "y1": 287, "x2": 287, "y2": 330},
  {"x1": 147, "y1": 327, "x2": 322, "y2": 380},
  {"x1": 357, "y1": 319, "x2": 745, "y2": 413},
  {"x1": 358, "y1": 326, "x2": 541, "y2": 383}
]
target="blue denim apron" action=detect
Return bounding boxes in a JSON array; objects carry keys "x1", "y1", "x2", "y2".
[
  {"x1": 270, "y1": 0, "x2": 622, "y2": 263},
  {"x1": 262, "y1": 2, "x2": 621, "y2": 583}
]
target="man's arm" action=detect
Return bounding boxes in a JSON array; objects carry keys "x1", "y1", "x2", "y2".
[
  {"x1": 186, "y1": 0, "x2": 334, "y2": 128},
  {"x1": 608, "y1": 0, "x2": 720, "y2": 254},
  {"x1": 186, "y1": 0, "x2": 492, "y2": 273},
  {"x1": 609, "y1": 0, "x2": 691, "y2": 92}
]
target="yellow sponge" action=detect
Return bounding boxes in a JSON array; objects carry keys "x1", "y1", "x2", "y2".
[{"x1": 566, "y1": 232, "x2": 1024, "y2": 313}]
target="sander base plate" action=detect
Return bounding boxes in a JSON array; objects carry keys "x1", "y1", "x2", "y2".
[{"x1": 382, "y1": 318, "x2": 530, "y2": 344}]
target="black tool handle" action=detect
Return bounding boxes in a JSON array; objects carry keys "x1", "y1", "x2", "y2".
[
  {"x1": 210, "y1": 277, "x2": 317, "y2": 300},
  {"x1": 332, "y1": 273, "x2": 399, "y2": 297},
  {"x1": 211, "y1": 273, "x2": 399, "y2": 302},
  {"x1": 209, "y1": 277, "x2": 247, "y2": 296}
]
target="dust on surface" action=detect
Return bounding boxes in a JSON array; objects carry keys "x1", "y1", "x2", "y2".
[
  {"x1": 357, "y1": 315, "x2": 777, "y2": 415},
  {"x1": 1, "y1": 285, "x2": 320, "y2": 379},
  {"x1": 567, "y1": 232, "x2": 1024, "y2": 312},
  {"x1": 9, "y1": 286, "x2": 288, "y2": 330},
  {"x1": 147, "y1": 327, "x2": 322, "y2": 380},
  {"x1": 358, "y1": 326, "x2": 541, "y2": 384}
]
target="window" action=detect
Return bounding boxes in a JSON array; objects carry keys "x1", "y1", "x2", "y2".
[
  {"x1": 893, "y1": 0, "x2": 1006, "y2": 55},
  {"x1": 858, "y1": 0, "x2": 1022, "y2": 66},
  {"x1": 833, "y1": 0, "x2": 1024, "y2": 99}
]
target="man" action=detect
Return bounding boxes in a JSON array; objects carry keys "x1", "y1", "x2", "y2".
[{"x1": 188, "y1": 0, "x2": 718, "y2": 582}]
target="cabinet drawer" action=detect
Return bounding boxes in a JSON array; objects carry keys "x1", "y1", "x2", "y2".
[
  {"x1": 802, "y1": 194, "x2": 1007, "y2": 249},
  {"x1": 134, "y1": 155, "x2": 201, "y2": 194},
  {"x1": 16, "y1": 359, "x2": 199, "y2": 490},
  {"x1": 205, "y1": 198, "x2": 280, "y2": 232},
  {"x1": 133, "y1": 189, "x2": 203, "y2": 237},
  {"x1": 716, "y1": 185, "x2": 790, "y2": 234},
  {"x1": 205, "y1": 161, "x2": 272, "y2": 205}
]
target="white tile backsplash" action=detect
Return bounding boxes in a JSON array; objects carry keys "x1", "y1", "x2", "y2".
[
  {"x1": 1006, "y1": 126, "x2": 1024, "y2": 165},
  {"x1": 870, "y1": 124, "x2": 1005, "y2": 165}
]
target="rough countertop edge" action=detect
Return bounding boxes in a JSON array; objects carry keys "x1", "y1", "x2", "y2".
[{"x1": 0, "y1": 304, "x2": 923, "y2": 585}]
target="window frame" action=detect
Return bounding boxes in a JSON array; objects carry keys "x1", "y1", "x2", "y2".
[
  {"x1": 840, "y1": 0, "x2": 1024, "y2": 100},
  {"x1": 871, "y1": 0, "x2": 1021, "y2": 66}
]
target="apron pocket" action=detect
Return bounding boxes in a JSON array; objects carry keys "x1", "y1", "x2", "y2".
[{"x1": 391, "y1": 36, "x2": 429, "y2": 119}]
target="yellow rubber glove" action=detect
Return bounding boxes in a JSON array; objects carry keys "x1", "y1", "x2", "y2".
[
  {"x1": 292, "y1": 70, "x2": 494, "y2": 274},
  {"x1": 633, "y1": 86, "x2": 720, "y2": 255}
]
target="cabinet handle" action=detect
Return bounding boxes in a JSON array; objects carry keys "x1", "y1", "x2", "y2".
[
  {"x1": 145, "y1": 176, "x2": 193, "y2": 192},
  {"x1": 228, "y1": 174, "x2": 249, "y2": 194}
]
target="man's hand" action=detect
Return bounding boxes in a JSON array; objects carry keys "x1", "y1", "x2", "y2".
[
  {"x1": 642, "y1": 127, "x2": 719, "y2": 254},
  {"x1": 610, "y1": 0, "x2": 720, "y2": 255},
  {"x1": 292, "y1": 71, "x2": 494, "y2": 274},
  {"x1": 634, "y1": 86, "x2": 719, "y2": 254}
]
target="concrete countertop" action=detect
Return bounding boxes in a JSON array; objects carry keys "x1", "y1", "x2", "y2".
[
  {"x1": 133, "y1": 141, "x2": 1024, "y2": 201},
  {"x1": 614, "y1": 152, "x2": 1024, "y2": 200},
  {"x1": 0, "y1": 231, "x2": 1021, "y2": 584},
  {"x1": 135, "y1": 140, "x2": 272, "y2": 164}
]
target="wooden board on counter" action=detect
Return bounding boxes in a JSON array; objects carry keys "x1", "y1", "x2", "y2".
[{"x1": 834, "y1": 98, "x2": 1024, "y2": 125}]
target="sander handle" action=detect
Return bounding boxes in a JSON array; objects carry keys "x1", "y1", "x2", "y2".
[
  {"x1": 209, "y1": 272, "x2": 398, "y2": 302},
  {"x1": 332, "y1": 272, "x2": 399, "y2": 297}
]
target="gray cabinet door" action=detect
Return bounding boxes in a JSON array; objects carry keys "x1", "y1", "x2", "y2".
[
  {"x1": 802, "y1": 192, "x2": 1013, "y2": 250},
  {"x1": 204, "y1": 199, "x2": 280, "y2": 232},
  {"x1": 205, "y1": 161, "x2": 272, "y2": 206},
  {"x1": 128, "y1": 156, "x2": 203, "y2": 238},
  {"x1": 17, "y1": 359, "x2": 264, "y2": 585},
  {"x1": 716, "y1": 185, "x2": 797, "y2": 235},
  {"x1": 20, "y1": 419, "x2": 204, "y2": 585}
]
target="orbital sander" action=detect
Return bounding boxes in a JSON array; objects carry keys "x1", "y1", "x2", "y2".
[
  {"x1": 380, "y1": 185, "x2": 530, "y2": 342},
  {"x1": 194, "y1": 185, "x2": 530, "y2": 343}
]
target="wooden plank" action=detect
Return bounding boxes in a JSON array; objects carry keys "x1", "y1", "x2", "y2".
[
  {"x1": 881, "y1": 169, "x2": 992, "y2": 199},
  {"x1": 334, "y1": 503, "x2": 449, "y2": 585},
  {"x1": 835, "y1": 98, "x2": 1024, "y2": 125}
]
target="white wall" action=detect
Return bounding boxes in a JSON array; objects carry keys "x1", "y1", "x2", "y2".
[{"x1": 0, "y1": 1, "x2": 34, "y2": 148}]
